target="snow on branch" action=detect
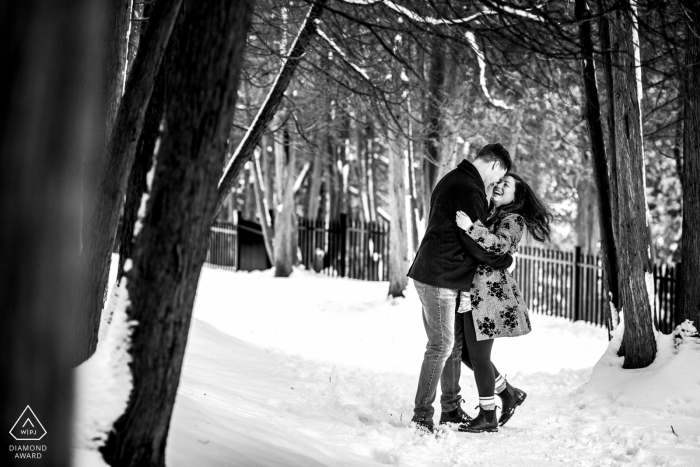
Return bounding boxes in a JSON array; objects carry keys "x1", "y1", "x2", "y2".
[
  {"x1": 317, "y1": 25, "x2": 371, "y2": 80},
  {"x1": 465, "y1": 31, "x2": 512, "y2": 110},
  {"x1": 383, "y1": 2, "x2": 482, "y2": 25},
  {"x1": 487, "y1": 2, "x2": 545, "y2": 22},
  {"x1": 336, "y1": 0, "x2": 544, "y2": 25}
]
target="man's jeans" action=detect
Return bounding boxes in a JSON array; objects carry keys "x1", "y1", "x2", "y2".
[{"x1": 413, "y1": 279, "x2": 468, "y2": 421}]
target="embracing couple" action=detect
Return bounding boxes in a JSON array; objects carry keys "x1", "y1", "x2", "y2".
[{"x1": 407, "y1": 143, "x2": 552, "y2": 435}]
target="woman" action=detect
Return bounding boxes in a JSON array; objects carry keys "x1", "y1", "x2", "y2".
[{"x1": 454, "y1": 173, "x2": 553, "y2": 433}]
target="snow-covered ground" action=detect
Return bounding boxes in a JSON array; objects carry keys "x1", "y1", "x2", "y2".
[
  {"x1": 77, "y1": 261, "x2": 700, "y2": 466},
  {"x1": 166, "y1": 267, "x2": 700, "y2": 467}
]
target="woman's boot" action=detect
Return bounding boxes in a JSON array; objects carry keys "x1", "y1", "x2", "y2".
[
  {"x1": 458, "y1": 407, "x2": 498, "y2": 433},
  {"x1": 496, "y1": 381, "x2": 527, "y2": 426}
]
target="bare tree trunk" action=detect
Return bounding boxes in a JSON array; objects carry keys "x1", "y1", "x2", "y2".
[
  {"x1": 422, "y1": 37, "x2": 446, "y2": 222},
  {"x1": 77, "y1": 0, "x2": 183, "y2": 363},
  {"x1": 680, "y1": 0, "x2": 700, "y2": 326},
  {"x1": 117, "y1": 68, "x2": 162, "y2": 281},
  {"x1": 328, "y1": 131, "x2": 341, "y2": 221},
  {"x1": 577, "y1": 0, "x2": 622, "y2": 327},
  {"x1": 436, "y1": 136, "x2": 457, "y2": 183},
  {"x1": 508, "y1": 108, "x2": 524, "y2": 160},
  {"x1": 598, "y1": 0, "x2": 656, "y2": 368},
  {"x1": 126, "y1": 0, "x2": 144, "y2": 76},
  {"x1": 81, "y1": 0, "x2": 132, "y2": 327},
  {"x1": 117, "y1": 4, "x2": 166, "y2": 281},
  {"x1": 365, "y1": 123, "x2": 377, "y2": 222},
  {"x1": 105, "y1": 0, "x2": 133, "y2": 140},
  {"x1": 101, "y1": 1, "x2": 253, "y2": 465},
  {"x1": 339, "y1": 115, "x2": 351, "y2": 216},
  {"x1": 387, "y1": 128, "x2": 409, "y2": 297},
  {"x1": 252, "y1": 149, "x2": 275, "y2": 264},
  {"x1": 356, "y1": 123, "x2": 371, "y2": 222},
  {"x1": 262, "y1": 133, "x2": 275, "y2": 211},
  {"x1": 0, "y1": 1, "x2": 104, "y2": 465},
  {"x1": 673, "y1": 119, "x2": 684, "y2": 194},
  {"x1": 243, "y1": 168, "x2": 257, "y2": 220},
  {"x1": 307, "y1": 148, "x2": 323, "y2": 221},
  {"x1": 406, "y1": 101, "x2": 421, "y2": 252},
  {"x1": 216, "y1": 0, "x2": 327, "y2": 209},
  {"x1": 575, "y1": 176, "x2": 600, "y2": 255},
  {"x1": 273, "y1": 124, "x2": 298, "y2": 277}
]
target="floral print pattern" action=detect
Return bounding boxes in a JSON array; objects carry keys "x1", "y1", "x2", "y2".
[
  {"x1": 477, "y1": 317, "x2": 501, "y2": 339},
  {"x1": 467, "y1": 213, "x2": 531, "y2": 341}
]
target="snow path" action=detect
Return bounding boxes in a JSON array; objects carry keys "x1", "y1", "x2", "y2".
[{"x1": 163, "y1": 268, "x2": 700, "y2": 466}]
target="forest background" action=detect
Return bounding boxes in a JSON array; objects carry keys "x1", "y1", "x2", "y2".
[{"x1": 2, "y1": 1, "x2": 699, "y2": 466}]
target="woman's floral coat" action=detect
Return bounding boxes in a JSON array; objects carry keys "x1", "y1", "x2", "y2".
[{"x1": 466, "y1": 213, "x2": 531, "y2": 341}]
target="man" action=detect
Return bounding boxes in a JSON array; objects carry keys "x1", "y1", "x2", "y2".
[{"x1": 407, "y1": 143, "x2": 514, "y2": 434}]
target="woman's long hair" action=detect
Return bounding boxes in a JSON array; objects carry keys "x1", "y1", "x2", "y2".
[{"x1": 489, "y1": 173, "x2": 553, "y2": 242}]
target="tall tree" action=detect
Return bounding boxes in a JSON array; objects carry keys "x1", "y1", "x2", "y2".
[
  {"x1": 117, "y1": 0, "x2": 165, "y2": 282},
  {"x1": 680, "y1": 0, "x2": 700, "y2": 325},
  {"x1": 0, "y1": 1, "x2": 105, "y2": 465},
  {"x1": 576, "y1": 0, "x2": 621, "y2": 325},
  {"x1": 251, "y1": 148, "x2": 275, "y2": 264},
  {"x1": 598, "y1": 0, "x2": 656, "y2": 368},
  {"x1": 100, "y1": 0, "x2": 254, "y2": 465},
  {"x1": 422, "y1": 37, "x2": 446, "y2": 222},
  {"x1": 273, "y1": 119, "x2": 299, "y2": 277},
  {"x1": 386, "y1": 128, "x2": 409, "y2": 297},
  {"x1": 217, "y1": 0, "x2": 328, "y2": 209},
  {"x1": 76, "y1": 0, "x2": 183, "y2": 363},
  {"x1": 105, "y1": 0, "x2": 133, "y2": 140}
]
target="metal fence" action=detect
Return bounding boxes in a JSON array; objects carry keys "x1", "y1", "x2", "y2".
[
  {"x1": 204, "y1": 218, "x2": 681, "y2": 332},
  {"x1": 514, "y1": 245, "x2": 681, "y2": 332},
  {"x1": 298, "y1": 215, "x2": 389, "y2": 280},
  {"x1": 205, "y1": 213, "x2": 390, "y2": 280}
]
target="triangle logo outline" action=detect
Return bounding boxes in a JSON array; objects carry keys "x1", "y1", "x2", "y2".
[{"x1": 9, "y1": 406, "x2": 47, "y2": 441}]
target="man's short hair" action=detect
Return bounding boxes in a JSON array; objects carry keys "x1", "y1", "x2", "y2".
[{"x1": 475, "y1": 143, "x2": 513, "y2": 172}]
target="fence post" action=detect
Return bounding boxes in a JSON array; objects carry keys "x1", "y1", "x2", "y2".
[
  {"x1": 340, "y1": 213, "x2": 348, "y2": 277},
  {"x1": 573, "y1": 246, "x2": 582, "y2": 321}
]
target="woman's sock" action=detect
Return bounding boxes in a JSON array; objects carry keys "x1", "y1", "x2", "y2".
[
  {"x1": 494, "y1": 375, "x2": 507, "y2": 394},
  {"x1": 479, "y1": 396, "x2": 496, "y2": 410}
]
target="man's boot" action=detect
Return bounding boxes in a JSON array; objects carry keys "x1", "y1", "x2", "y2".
[
  {"x1": 439, "y1": 398, "x2": 473, "y2": 425},
  {"x1": 410, "y1": 416, "x2": 435, "y2": 435},
  {"x1": 497, "y1": 381, "x2": 527, "y2": 426}
]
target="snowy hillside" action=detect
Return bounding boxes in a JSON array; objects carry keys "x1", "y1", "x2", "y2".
[
  {"x1": 167, "y1": 267, "x2": 700, "y2": 466},
  {"x1": 77, "y1": 263, "x2": 700, "y2": 466}
]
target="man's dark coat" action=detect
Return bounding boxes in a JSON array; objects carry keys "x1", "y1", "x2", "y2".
[{"x1": 407, "y1": 159, "x2": 513, "y2": 290}]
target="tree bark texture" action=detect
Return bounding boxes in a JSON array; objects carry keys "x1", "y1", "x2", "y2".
[
  {"x1": 0, "y1": 0, "x2": 105, "y2": 465},
  {"x1": 422, "y1": 37, "x2": 446, "y2": 222},
  {"x1": 252, "y1": 149, "x2": 275, "y2": 264},
  {"x1": 105, "y1": 0, "x2": 133, "y2": 141},
  {"x1": 100, "y1": 1, "x2": 254, "y2": 465},
  {"x1": 576, "y1": 0, "x2": 620, "y2": 317},
  {"x1": 356, "y1": 123, "x2": 371, "y2": 222},
  {"x1": 117, "y1": 67, "x2": 164, "y2": 281},
  {"x1": 262, "y1": 133, "x2": 275, "y2": 211},
  {"x1": 307, "y1": 150, "x2": 323, "y2": 221},
  {"x1": 680, "y1": 0, "x2": 700, "y2": 326},
  {"x1": 387, "y1": 129, "x2": 409, "y2": 297},
  {"x1": 126, "y1": 0, "x2": 144, "y2": 76},
  {"x1": 77, "y1": 0, "x2": 183, "y2": 363},
  {"x1": 328, "y1": 131, "x2": 342, "y2": 221},
  {"x1": 366, "y1": 124, "x2": 377, "y2": 222},
  {"x1": 599, "y1": 0, "x2": 656, "y2": 368},
  {"x1": 575, "y1": 177, "x2": 600, "y2": 255},
  {"x1": 216, "y1": 0, "x2": 328, "y2": 209},
  {"x1": 273, "y1": 125, "x2": 299, "y2": 277}
]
